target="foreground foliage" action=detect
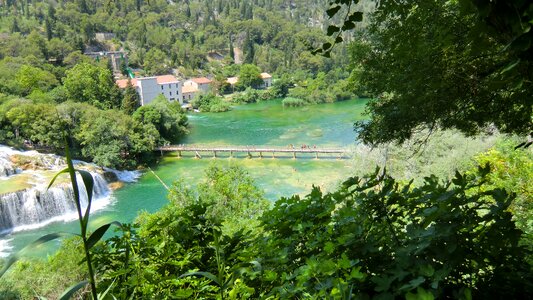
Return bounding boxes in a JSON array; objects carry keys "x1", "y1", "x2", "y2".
[
  {"x1": 1, "y1": 156, "x2": 531, "y2": 298},
  {"x1": 86, "y1": 163, "x2": 532, "y2": 299},
  {"x1": 348, "y1": 0, "x2": 532, "y2": 144}
]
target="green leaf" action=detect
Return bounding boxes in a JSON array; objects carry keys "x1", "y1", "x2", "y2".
[
  {"x1": 327, "y1": 5, "x2": 341, "y2": 18},
  {"x1": 323, "y1": 42, "x2": 332, "y2": 50},
  {"x1": 400, "y1": 276, "x2": 426, "y2": 291},
  {"x1": 405, "y1": 287, "x2": 434, "y2": 300},
  {"x1": 59, "y1": 280, "x2": 88, "y2": 300},
  {"x1": 500, "y1": 59, "x2": 520, "y2": 74},
  {"x1": 342, "y1": 21, "x2": 356, "y2": 31},
  {"x1": 46, "y1": 167, "x2": 70, "y2": 190},
  {"x1": 327, "y1": 25, "x2": 340, "y2": 36},
  {"x1": 348, "y1": 11, "x2": 363, "y2": 22},
  {"x1": 78, "y1": 170, "x2": 94, "y2": 227},
  {"x1": 350, "y1": 266, "x2": 365, "y2": 280},
  {"x1": 97, "y1": 278, "x2": 116, "y2": 299},
  {"x1": 86, "y1": 221, "x2": 123, "y2": 250},
  {"x1": 179, "y1": 271, "x2": 221, "y2": 286},
  {"x1": 335, "y1": 36, "x2": 344, "y2": 43}
]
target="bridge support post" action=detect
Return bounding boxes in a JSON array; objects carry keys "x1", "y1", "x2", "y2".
[
  {"x1": 293, "y1": 151, "x2": 296, "y2": 159},
  {"x1": 195, "y1": 151, "x2": 202, "y2": 159},
  {"x1": 177, "y1": 151, "x2": 181, "y2": 158},
  {"x1": 230, "y1": 151, "x2": 233, "y2": 158},
  {"x1": 259, "y1": 152, "x2": 263, "y2": 159},
  {"x1": 213, "y1": 151, "x2": 217, "y2": 158},
  {"x1": 247, "y1": 151, "x2": 252, "y2": 159},
  {"x1": 315, "y1": 152, "x2": 318, "y2": 159},
  {"x1": 272, "y1": 152, "x2": 275, "y2": 158}
]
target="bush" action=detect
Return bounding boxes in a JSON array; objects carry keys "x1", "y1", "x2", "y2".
[
  {"x1": 191, "y1": 93, "x2": 230, "y2": 112},
  {"x1": 282, "y1": 97, "x2": 306, "y2": 107}
]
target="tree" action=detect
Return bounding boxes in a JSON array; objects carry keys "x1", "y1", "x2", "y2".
[
  {"x1": 47, "y1": 38, "x2": 73, "y2": 63},
  {"x1": 132, "y1": 95, "x2": 188, "y2": 143},
  {"x1": 10, "y1": 18, "x2": 20, "y2": 33},
  {"x1": 270, "y1": 75, "x2": 291, "y2": 98},
  {"x1": 333, "y1": 0, "x2": 533, "y2": 144},
  {"x1": 15, "y1": 65, "x2": 58, "y2": 96},
  {"x1": 143, "y1": 48, "x2": 170, "y2": 75},
  {"x1": 63, "y1": 62, "x2": 122, "y2": 109},
  {"x1": 228, "y1": 34, "x2": 235, "y2": 64},
  {"x1": 237, "y1": 64, "x2": 262, "y2": 90},
  {"x1": 27, "y1": 30, "x2": 48, "y2": 59},
  {"x1": 93, "y1": 164, "x2": 268, "y2": 298},
  {"x1": 121, "y1": 79, "x2": 139, "y2": 114},
  {"x1": 190, "y1": 93, "x2": 229, "y2": 112},
  {"x1": 243, "y1": 31, "x2": 255, "y2": 64}
]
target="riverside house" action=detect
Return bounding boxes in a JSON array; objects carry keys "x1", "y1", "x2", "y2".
[
  {"x1": 182, "y1": 77, "x2": 213, "y2": 101},
  {"x1": 116, "y1": 75, "x2": 182, "y2": 106}
]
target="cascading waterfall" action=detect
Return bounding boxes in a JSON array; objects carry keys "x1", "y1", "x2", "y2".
[
  {"x1": 0, "y1": 145, "x2": 123, "y2": 235},
  {"x1": 0, "y1": 172, "x2": 110, "y2": 233}
]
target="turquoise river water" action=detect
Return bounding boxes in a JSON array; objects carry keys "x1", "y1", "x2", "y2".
[{"x1": 0, "y1": 99, "x2": 368, "y2": 257}]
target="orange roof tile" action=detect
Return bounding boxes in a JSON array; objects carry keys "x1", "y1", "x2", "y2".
[
  {"x1": 260, "y1": 72, "x2": 272, "y2": 79},
  {"x1": 191, "y1": 77, "x2": 212, "y2": 84},
  {"x1": 116, "y1": 78, "x2": 138, "y2": 89},
  {"x1": 156, "y1": 75, "x2": 179, "y2": 84},
  {"x1": 182, "y1": 86, "x2": 198, "y2": 93}
]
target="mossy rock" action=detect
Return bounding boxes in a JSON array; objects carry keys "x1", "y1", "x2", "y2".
[{"x1": 103, "y1": 171, "x2": 119, "y2": 183}]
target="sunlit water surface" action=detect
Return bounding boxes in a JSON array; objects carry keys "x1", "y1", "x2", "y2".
[{"x1": 0, "y1": 99, "x2": 368, "y2": 257}]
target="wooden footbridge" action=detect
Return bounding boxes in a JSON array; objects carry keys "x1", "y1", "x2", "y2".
[{"x1": 156, "y1": 145, "x2": 349, "y2": 159}]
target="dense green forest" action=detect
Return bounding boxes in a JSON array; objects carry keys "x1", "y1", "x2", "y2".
[{"x1": 0, "y1": 0, "x2": 532, "y2": 299}]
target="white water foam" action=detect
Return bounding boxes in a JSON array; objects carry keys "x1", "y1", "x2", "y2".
[
  {"x1": 105, "y1": 168, "x2": 142, "y2": 183},
  {"x1": 0, "y1": 238, "x2": 13, "y2": 258},
  {"x1": 2, "y1": 194, "x2": 114, "y2": 234},
  {"x1": 0, "y1": 145, "x2": 141, "y2": 259}
]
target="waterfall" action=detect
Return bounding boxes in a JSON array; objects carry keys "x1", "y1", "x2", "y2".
[
  {"x1": 0, "y1": 172, "x2": 110, "y2": 233},
  {"x1": 0, "y1": 148, "x2": 20, "y2": 176},
  {"x1": 0, "y1": 146, "x2": 118, "y2": 234}
]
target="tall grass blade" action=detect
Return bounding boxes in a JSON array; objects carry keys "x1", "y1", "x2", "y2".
[
  {"x1": 97, "y1": 278, "x2": 116, "y2": 300},
  {"x1": 46, "y1": 167, "x2": 70, "y2": 190},
  {"x1": 78, "y1": 170, "x2": 95, "y2": 227},
  {"x1": 86, "y1": 221, "x2": 123, "y2": 250},
  {"x1": 179, "y1": 271, "x2": 222, "y2": 286},
  {"x1": 58, "y1": 280, "x2": 89, "y2": 300}
]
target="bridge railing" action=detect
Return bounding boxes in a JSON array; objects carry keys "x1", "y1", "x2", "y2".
[{"x1": 156, "y1": 144, "x2": 348, "y2": 153}]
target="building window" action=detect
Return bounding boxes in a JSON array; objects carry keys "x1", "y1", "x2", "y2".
[
  {"x1": 170, "y1": 91, "x2": 172, "y2": 96},
  {"x1": 161, "y1": 85, "x2": 163, "y2": 90},
  {"x1": 170, "y1": 98, "x2": 175, "y2": 101},
  {"x1": 176, "y1": 83, "x2": 178, "y2": 88}
]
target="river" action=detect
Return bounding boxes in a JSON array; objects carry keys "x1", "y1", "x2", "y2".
[{"x1": 0, "y1": 99, "x2": 367, "y2": 258}]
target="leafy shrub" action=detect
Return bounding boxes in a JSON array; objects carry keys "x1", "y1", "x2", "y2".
[
  {"x1": 282, "y1": 97, "x2": 306, "y2": 107},
  {"x1": 92, "y1": 164, "x2": 269, "y2": 298},
  {"x1": 258, "y1": 167, "x2": 532, "y2": 298},
  {"x1": 191, "y1": 93, "x2": 230, "y2": 112},
  {"x1": 90, "y1": 165, "x2": 532, "y2": 299}
]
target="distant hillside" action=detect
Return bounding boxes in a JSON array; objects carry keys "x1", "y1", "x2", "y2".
[{"x1": 0, "y1": 0, "x2": 373, "y2": 77}]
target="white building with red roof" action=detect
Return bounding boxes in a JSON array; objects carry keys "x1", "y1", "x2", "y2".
[
  {"x1": 225, "y1": 73, "x2": 272, "y2": 89},
  {"x1": 260, "y1": 73, "x2": 272, "y2": 88},
  {"x1": 180, "y1": 77, "x2": 213, "y2": 101},
  {"x1": 183, "y1": 77, "x2": 212, "y2": 92},
  {"x1": 116, "y1": 75, "x2": 182, "y2": 106}
]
